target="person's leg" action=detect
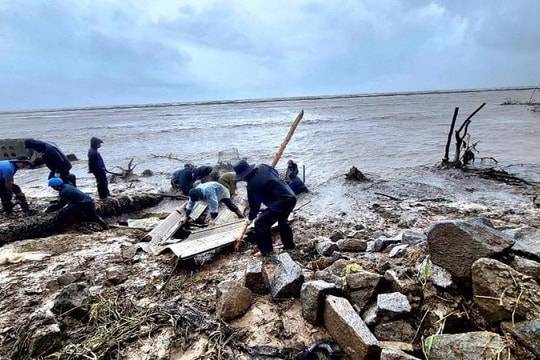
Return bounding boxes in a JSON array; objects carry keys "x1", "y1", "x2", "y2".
[
  {"x1": 12, "y1": 184, "x2": 30, "y2": 211},
  {"x1": 95, "y1": 170, "x2": 110, "y2": 199},
  {"x1": 254, "y1": 209, "x2": 280, "y2": 255},
  {"x1": 0, "y1": 183, "x2": 13, "y2": 215},
  {"x1": 81, "y1": 201, "x2": 108, "y2": 230},
  {"x1": 277, "y1": 200, "x2": 296, "y2": 250}
]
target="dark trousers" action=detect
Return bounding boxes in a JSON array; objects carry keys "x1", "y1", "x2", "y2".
[
  {"x1": 48, "y1": 170, "x2": 77, "y2": 187},
  {"x1": 221, "y1": 198, "x2": 239, "y2": 213},
  {"x1": 92, "y1": 169, "x2": 110, "y2": 199},
  {"x1": 254, "y1": 199, "x2": 296, "y2": 256},
  {"x1": 1, "y1": 182, "x2": 22, "y2": 213},
  {"x1": 60, "y1": 201, "x2": 100, "y2": 225}
]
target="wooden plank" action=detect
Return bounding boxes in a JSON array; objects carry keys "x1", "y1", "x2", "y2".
[
  {"x1": 142, "y1": 204, "x2": 187, "y2": 245},
  {"x1": 167, "y1": 220, "x2": 245, "y2": 259}
]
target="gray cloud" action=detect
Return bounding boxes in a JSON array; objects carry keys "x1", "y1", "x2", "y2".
[{"x1": 0, "y1": 0, "x2": 538, "y2": 111}]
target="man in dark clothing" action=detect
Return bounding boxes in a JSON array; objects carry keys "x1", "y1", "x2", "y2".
[
  {"x1": 24, "y1": 138, "x2": 76, "y2": 186},
  {"x1": 234, "y1": 159, "x2": 297, "y2": 257},
  {"x1": 171, "y1": 164, "x2": 196, "y2": 195},
  {"x1": 288, "y1": 172, "x2": 309, "y2": 195},
  {"x1": 46, "y1": 177, "x2": 108, "y2": 230},
  {"x1": 0, "y1": 155, "x2": 34, "y2": 216},
  {"x1": 285, "y1": 159, "x2": 299, "y2": 183},
  {"x1": 88, "y1": 137, "x2": 110, "y2": 199},
  {"x1": 171, "y1": 164, "x2": 214, "y2": 196}
]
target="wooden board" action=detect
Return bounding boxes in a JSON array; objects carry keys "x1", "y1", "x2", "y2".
[{"x1": 167, "y1": 220, "x2": 245, "y2": 259}]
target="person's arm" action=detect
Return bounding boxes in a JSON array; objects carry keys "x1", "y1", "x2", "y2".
[
  {"x1": 207, "y1": 191, "x2": 219, "y2": 218},
  {"x1": 46, "y1": 191, "x2": 68, "y2": 212}
]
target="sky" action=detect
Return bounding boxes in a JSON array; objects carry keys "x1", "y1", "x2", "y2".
[{"x1": 1, "y1": 0, "x2": 539, "y2": 112}]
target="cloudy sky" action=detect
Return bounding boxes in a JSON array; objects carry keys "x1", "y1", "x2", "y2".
[{"x1": 1, "y1": 0, "x2": 539, "y2": 111}]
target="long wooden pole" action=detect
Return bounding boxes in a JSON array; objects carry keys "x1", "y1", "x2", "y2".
[
  {"x1": 271, "y1": 110, "x2": 304, "y2": 167},
  {"x1": 235, "y1": 110, "x2": 305, "y2": 251}
]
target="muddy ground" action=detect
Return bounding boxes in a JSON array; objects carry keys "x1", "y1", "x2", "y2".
[{"x1": 1, "y1": 165, "x2": 539, "y2": 359}]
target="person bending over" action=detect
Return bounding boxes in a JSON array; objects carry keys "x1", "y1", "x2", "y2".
[{"x1": 186, "y1": 181, "x2": 244, "y2": 221}]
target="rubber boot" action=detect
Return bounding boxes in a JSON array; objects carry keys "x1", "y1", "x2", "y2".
[
  {"x1": 2, "y1": 201, "x2": 13, "y2": 217},
  {"x1": 15, "y1": 193, "x2": 30, "y2": 211},
  {"x1": 96, "y1": 216, "x2": 109, "y2": 230}
]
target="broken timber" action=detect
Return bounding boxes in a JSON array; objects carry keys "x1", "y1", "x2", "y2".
[
  {"x1": 0, "y1": 194, "x2": 163, "y2": 245},
  {"x1": 140, "y1": 201, "x2": 248, "y2": 257}
]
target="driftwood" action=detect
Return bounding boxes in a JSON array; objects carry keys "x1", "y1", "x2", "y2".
[
  {"x1": 0, "y1": 194, "x2": 163, "y2": 245},
  {"x1": 107, "y1": 158, "x2": 137, "y2": 178},
  {"x1": 462, "y1": 167, "x2": 533, "y2": 186},
  {"x1": 441, "y1": 103, "x2": 486, "y2": 169}
]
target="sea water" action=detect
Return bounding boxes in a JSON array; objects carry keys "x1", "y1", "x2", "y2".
[{"x1": 2, "y1": 88, "x2": 539, "y2": 194}]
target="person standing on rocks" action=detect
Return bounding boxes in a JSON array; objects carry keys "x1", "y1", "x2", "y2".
[
  {"x1": 24, "y1": 138, "x2": 77, "y2": 186},
  {"x1": 0, "y1": 155, "x2": 34, "y2": 216},
  {"x1": 45, "y1": 177, "x2": 108, "y2": 230},
  {"x1": 88, "y1": 137, "x2": 110, "y2": 200},
  {"x1": 233, "y1": 159, "x2": 297, "y2": 258}
]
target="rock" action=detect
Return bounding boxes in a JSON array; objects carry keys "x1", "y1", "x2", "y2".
[
  {"x1": 426, "y1": 218, "x2": 515, "y2": 280},
  {"x1": 105, "y1": 266, "x2": 128, "y2": 285},
  {"x1": 300, "y1": 280, "x2": 338, "y2": 324},
  {"x1": 244, "y1": 258, "x2": 270, "y2": 295},
  {"x1": 51, "y1": 283, "x2": 91, "y2": 321},
  {"x1": 323, "y1": 295, "x2": 380, "y2": 359},
  {"x1": 270, "y1": 253, "x2": 304, "y2": 299},
  {"x1": 374, "y1": 320, "x2": 416, "y2": 342},
  {"x1": 472, "y1": 257, "x2": 540, "y2": 324},
  {"x1": 500, "y1": 320, "x2": 540, "y2": 358},
  {"x1": 376, "y1": 292, "x2": 412, "y2": 320},
  {"x1": 315, "y1": 237, "x2": 340, "y2": 256},
  {"x1": 347, "y1": 270, "x2": 382, "y2": 312},
  {"x1": 337, "y1": 238, "x2": 368, "y2": 252},
  {"x1": 216, "y1": 280, "x2": 253, "y2": 320},
  {"x1": 380, "y1": 348, "x2": 422, "y2": 360},
  {"x1": 427, "y1": 331, "x2": 509, "y2": 360}
]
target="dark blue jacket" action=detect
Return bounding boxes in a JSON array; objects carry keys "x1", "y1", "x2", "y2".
[
  {"x1": 245, "y1": 164, "x2": 296, "y2": 220},
  {"x1": 88, "y1": 137, "x2": 106, "y2": 173},
  {"x1": 47, "y1": 184, "x2": 93, "y2": 212},
  {"x1": 288, "y1": 176, "x2": 309, "y2": 195},
  {"x1": 172, "y1": 168, "x2": 195, "y2": 195},
  {"x1": 24, "y1": 139, "x2": 72, "y2": 174}
]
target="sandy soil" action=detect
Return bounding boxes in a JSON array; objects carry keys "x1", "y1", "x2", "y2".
[{"x1": 1, "y1": 165, "x2": 539, "y2": 359}]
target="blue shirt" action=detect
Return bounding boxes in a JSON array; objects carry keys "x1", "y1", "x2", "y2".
[
  {"x1": 0, "y1": 160, "x2": 17, "y2": 180},
  {"x1": 186, "y1": 181, "x2": 231, "y2": 214}
]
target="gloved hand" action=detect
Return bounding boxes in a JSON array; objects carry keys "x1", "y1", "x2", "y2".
[{"x1": 45, "y1": 206, "x2": 54, "y2": 213}]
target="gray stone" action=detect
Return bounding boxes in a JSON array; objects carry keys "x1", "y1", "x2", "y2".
[
  {"x1": 270, "y1": 253, "x2": 304, "y2": 298},
  {"x1": 416, "y1": 257, "x2": 453, "y2": 288},
  {"x1": 377, "y1": 292, "x2": 412, "y2": 318},
  {"x1": 426, "y1": 219, "x2": 515, "y2": 280},
  {"x1": 500, "y1": 320, "x2": 540, "y2": 358},
  {"x1": 216, "y1": 280, "x2": 253, "y2": 320},
  {"x1": 388, "y1": 244, "x2": 409, "y2": 258},
  {"x1": 300, "y1": 280, "x2": 337, "y2": 324},
  {"x1": 51, "y1": 283, "x2": 91, "y2": 321},
  {"x1": 316, "y1": 237, "x2": 340, "y2": 256},
  {"x1": 510, "y1": 255, "x2": 540, "y2": 282},
  {"x1": 244, "y1": 258, "x2": 269, "y2": 295},
  {"x1": 374, "y1": 320, "x2": 416, "y2": 342},
  {"x1": 329, "y1": 231, "x2": 345, "y2": 241},
  {"x1": 380, "y1": 348, "x2": 422, "y2": 360},
  {"x1": 427, "y1": 331, "x2": 509, "y2": 360},
  {"x1": 347, "y1": 270, "x2": 382, "y2": 312},
  {"x1": 323, "y1": 295, "x2": 380, "y2": 359},
  {"x1": 401, "y1": 229, "x2": 427, "y2": 245},
  {"x1": 472, "y1": 258, "x2": 540, "y2": 324},
  {"x1": 105, "y1": 266, "x2": 128, "y2": 285}
]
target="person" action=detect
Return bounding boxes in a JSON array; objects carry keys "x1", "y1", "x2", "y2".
[
  {"x1": 233, "y1": 159, "x2": 297, "y2": 257},
  {"x1": 88, "y1": 137, "x2": 110, "y2": 200},
  {"x1": 0, "y1": 155, "x2": 34, "y2": 216},
  {"x1": 45, "y1": 177, "x2": 108, "y2": 230},
  {"x1": 186, "y1": 181, "x2": 244, "y2": 221},
  {"x1": 193, "y1": 165, "x2": 215, "y2": 183},
  {"x1": 171, "y1": 164, "x2": 214, "y2": 196},
  {"x1": 24, "y1": 138, "x2": 76, "y2": 186},
  {"x1": 285, "y1": 159, "x2": 299, "y2": 183},
  {"x1": 288, "y1": 172, "x2": 309, "y2": 195},
  {"x1": 171, "y1": 164, "x2": 196, "y2": 195},
  {"x1": 218, "y1": 171, "x2": 239, "y2": 196}
]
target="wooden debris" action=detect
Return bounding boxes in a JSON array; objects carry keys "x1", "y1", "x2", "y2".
[{"x1": 345, "y1": 166, "x2": 366, "y2": 181}]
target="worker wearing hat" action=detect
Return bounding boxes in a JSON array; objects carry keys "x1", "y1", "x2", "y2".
[{"x1": 233, "y1": 159, "x2": 297, "y2": 257}]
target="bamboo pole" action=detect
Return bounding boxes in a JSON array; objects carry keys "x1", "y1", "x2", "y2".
[
  {"x1": 271, "y1": 110, "x2": 304, "y2": 167},
  {"x1": 235, "y1": 110, "x2": 305, "y2": 251}
]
